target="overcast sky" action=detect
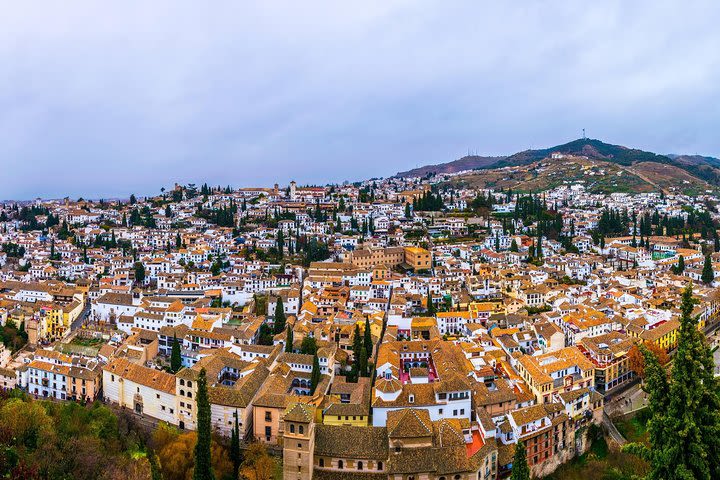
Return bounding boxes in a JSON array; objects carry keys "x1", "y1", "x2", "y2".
[{"x1": 2, "y1": 1, "x2": 719, "y2": 200}]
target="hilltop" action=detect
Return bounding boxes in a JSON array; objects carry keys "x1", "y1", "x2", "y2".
[
  {"x1": 397, "y1": 138, "x2": 720, "y2": 195},
  {"x1": 395, "y1": 155, "x2": 505, "y2": 178}
]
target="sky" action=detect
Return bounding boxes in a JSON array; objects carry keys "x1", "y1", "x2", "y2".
[{"x1": 1, "y1": 1, "x2": 720, "y2": 200}]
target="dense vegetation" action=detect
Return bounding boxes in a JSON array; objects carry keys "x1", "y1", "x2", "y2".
[{"x1": 0, "y1": 389, "x2": 279, "y2": 480}]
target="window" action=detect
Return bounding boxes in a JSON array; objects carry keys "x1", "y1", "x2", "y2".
[
  {"x1": 180, "y1": 379, "x2": 185, "y2": 386},
  {"x1": 408, "y1": 394, "x2": 414, "y2": 404},
  {"x1": 377, "y1": 461, "x2": 383, "y2": 471},
  {"x1": 319, "y1": 458, "x2": 324, "y2": 467},
  {"x1": 290, "y1": 424, "x2": 295, "y2": 433},
  {"x1": 265, "y1": 412, "x2": 272, "y2": 421},
  {"x1": 338, "y1": 460, "x2": 344, "y2": 469},
  {"x1": 358, "y1": 461, "x2": 363, "y2": 470},
  {"x1": 299, "y1": 425, "x2": 304, "y2": 434},
  {"x1": 187, "y1": 381, "x2": 192, "y2": 388}
]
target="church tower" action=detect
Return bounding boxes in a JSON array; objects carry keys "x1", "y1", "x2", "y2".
[{"x1": 282, "y1": 403, "x2": 316, "y2": 480}]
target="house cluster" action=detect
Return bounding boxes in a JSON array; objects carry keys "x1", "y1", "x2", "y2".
[{"x1": 1, "y1": 178, "x2": 719, "y2": 479}]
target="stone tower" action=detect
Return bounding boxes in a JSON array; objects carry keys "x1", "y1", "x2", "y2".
[{"x1": 282, "y1": 403, "x2": 316, "y2": 480}]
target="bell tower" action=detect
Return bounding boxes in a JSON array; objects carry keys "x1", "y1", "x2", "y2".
[{"x1": 282, "y1": 403, "x2": 316, "y2": 480}]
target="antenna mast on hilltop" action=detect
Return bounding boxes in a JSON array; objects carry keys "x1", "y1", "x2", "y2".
[{"x1": 582, "y1": 128, "x2": 586, "y2": 139}]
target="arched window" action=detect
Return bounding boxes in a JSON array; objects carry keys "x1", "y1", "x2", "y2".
[
  {"x1": 289, "y1": 424, "x2": 295, "y2": 433},
  {"x1": 180, "y1": 389, "x2": 185, "y2": 396},
  {"x1": 377, "y1": 461, "x2": 383, "y2": 471},
  {"x1": 180, "y1": 379, "x2": 185, "y2": 386},
  {"x1": 187, "y1": 391, "x2": 192, "y2": 398},
  {"x1": 358, "y1": 461, "x2": 363, "y2": 470},
  {"x1": 338, "y1": 460, "x2": 344, "y2": 469},
  {"x1": 299, "y1": 425, "x2": 304, "y2": 434},
  {"x1": 187, "y1": 381, "x2": 192, "y2": 388},
  {"x1": 319, "y1": 458, "x2": 324, "y2": 467},
  {"x1": 454, "y1": 476, "x2": 461, "y2": 480}
]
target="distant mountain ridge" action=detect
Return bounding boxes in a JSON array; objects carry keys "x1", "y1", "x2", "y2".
[
  {"x1": 395, "y1": 155, "x2": 505, "y2": 178},
  {"x1": 395, "y1": 138, "x2": 720, "y2": 190}
]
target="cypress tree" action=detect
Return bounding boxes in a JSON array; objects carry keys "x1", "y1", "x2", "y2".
[
  {"x1": 363, "y1": 317, "x2": 373, "y2": 359},
  {"x1": 285, "y1": 325, "x2": 294, "y2": 353},
  {"x1": 510, "y1": 239, "x2": 519, "y2": 252},
  {"x1": 310, "y1": 354, "x2": 321, "y2": 394},
  {"x1": 171, "y1": 334, "x2": 182, "y2": 373},
  {"x1": 624, "y1": 284, "x2": 720, "y2": 479},
  {"x1": 702, "y1": 254, "x2": 714, "y2": 284},
  {"x1": 427, "y1": 290, "x2": 436, "y2": 316},
  {"x1": 675, "y1": 255, "x2": 685, "y2": 274},
  {"x1": 273, "y1": 297, "x2": 286, "y2": 334},
  {"x1": 193, "y1": 368, "x2": 215, "y2": 480},
  {"x1": 230, "y1": 410, "x2": 242, "y2": 480},
  {"x1": 359, "y1": 345, "x2": 368, "y2": 377},
  {"x1": 510, "y1": 440, "x2": 530, "y2": 480}
]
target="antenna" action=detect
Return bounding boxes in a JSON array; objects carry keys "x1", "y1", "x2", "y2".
[{"x1": 582, "y1": 128, "x2": 586, "y2": 140}]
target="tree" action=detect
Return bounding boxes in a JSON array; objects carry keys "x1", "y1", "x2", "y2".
[
  {"x1": 273, "y1": 297, "x2": 286, "y2": 335},
  {"x1": 310, "y1": 354, "x2": 321, "y2": 394},
  {"x1": 193, "y1": 369, "x2": 214, "y2": 480},
  {"x1": 627, "y1": 342, "x2": 669, "y2": 378},
  {"x1": 426, "y1": 290, "x2": 436, "y2": 316},
  {"x1": 170, "y1": 334, "x2": 182, "y2": 373},
  {"x1": 674, "y1": 255, "x2": 685, "y2": 274},
  {"x1": 229, "y1": 411, "x2": 242, "y2": 480},
  {"x1": 702, "y1": 254, "x2": 714, "y2": 284},
  {"x1": 284, "y1": 326, "x2": 294, "y2": 353},
  {"x1": 363, "y1": 317, "x2": 373, "y2": 360},
  {"x1": 133, "y1": 262, "x2": 145, "y2": 284},
  {"x1": 359, "y1": 345, "x2": 368, "y2": 377},
  {"x1": 509, "y1": 239, "x2": 519, "y2": 252},
  {"x1": 241, "y1": 443, "x2": 275, "y2": 480},
  {"x1": 510, "y1": 441, "x2": 530, "y2": 480},
  {"x1": 300, "y1": 336, "x2": 318, "y2": 356},
  {"x1": 624, "y1": 284, "x2": 720, "y2": 479}
]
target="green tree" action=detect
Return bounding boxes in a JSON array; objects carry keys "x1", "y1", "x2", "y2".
[
  {"x1": 310, "y1": 354, "x2": 321, "y2": 394},
  {"x1": 273, "y1": 297, "x2": 286, "y2": 335},
  {"x1": 359, "y1": 345, "x2": 368, "y2": 377},
  {"x1": 193, "y1": 369, "x2": 215, "y2": 480},
  {"x1": 170, "y1": 334, "x2": 182, "y2": 373},
  {"x1": 510, "y1": 440, "x2": 530, "y2": 480},
  {"x1": 702, "y1": 254, "x2": 714, "y2": 284},
  {"x1": 229, "y1": 410, "x2": 242, "y2": 480},
  {"x1": 624, "y1": 284, "x2": 720, "y2": 479},
  {"x1": 285, "y1": 326, "x2": 294, "y2": 353},
  {"x1": 300, "y1": 336, "x2": 318, "y2": 356},
  {"x1": 674, "y1": 255, "x2": 685, "y2": 274},
  {"x1": 134, "y1": 261, "x2": 146, "y2": 284},
  {"x1": 363, "y1": 317, "x2": 373, "y2": 359},
  {"x1": 509, "y1": 239, "x2": 519, "y2": 252},
  {"x1": 427, "y1": 290, "x2": 436, "y2": 316}
]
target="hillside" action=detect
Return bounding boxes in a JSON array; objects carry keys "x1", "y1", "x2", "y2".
[
  {"x1": 447, "y1": 156, "x2": 654, "y2": 194},
  {"x1": 394, "y1": 155, "x2": 505, "y2": 178},
  {"x1": 401, "y1": 138, "x2": 720, "y2": 194}
]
